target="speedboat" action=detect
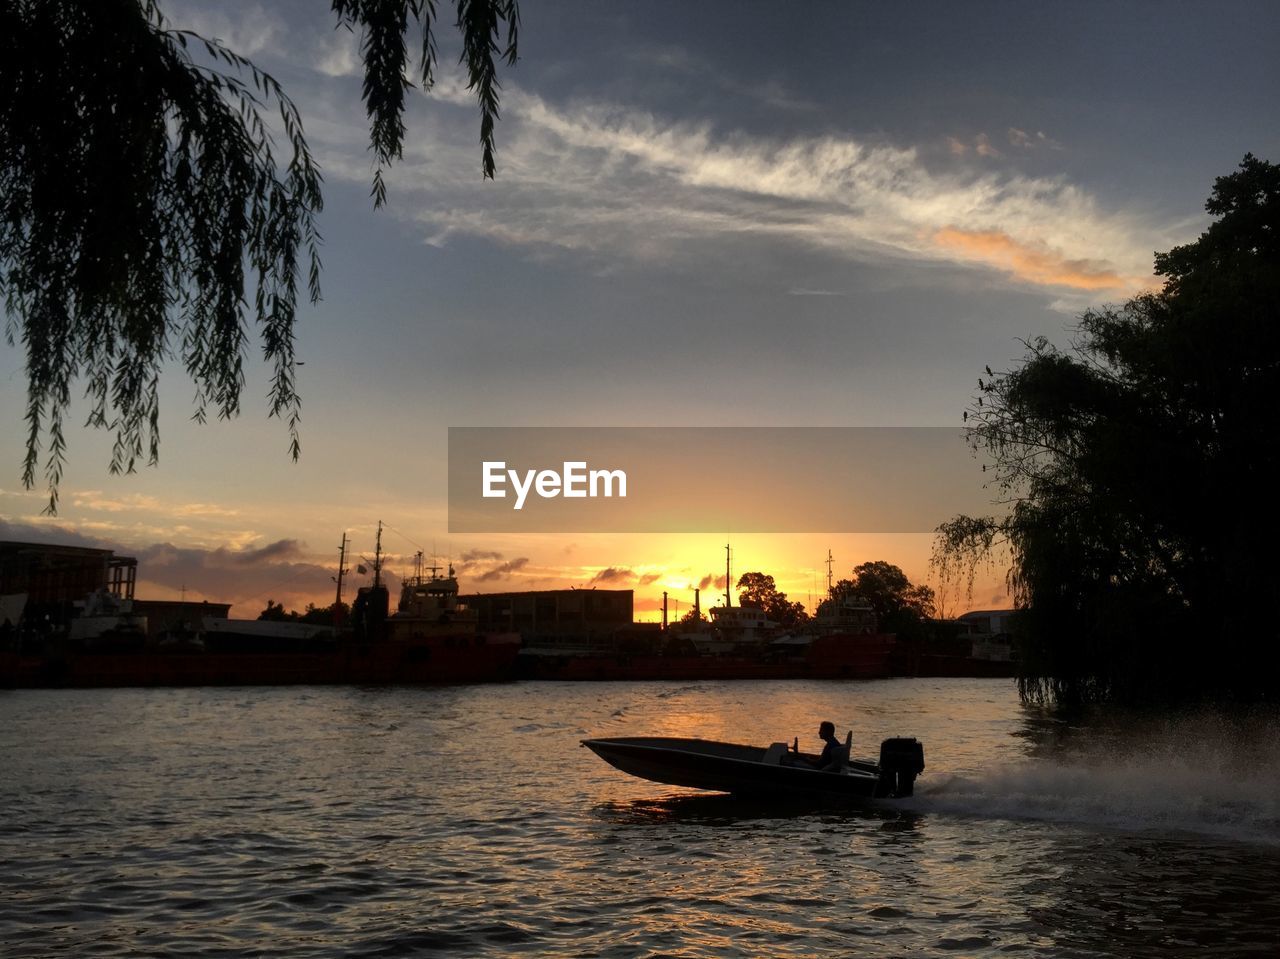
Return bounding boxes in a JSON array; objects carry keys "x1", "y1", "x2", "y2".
[{"x1": 582, "y1": 734, "x2": 924, "y2": 800}]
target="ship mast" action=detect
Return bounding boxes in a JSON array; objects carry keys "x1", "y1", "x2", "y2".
[
  {"x1": 335, "y1": 532, "x2": 349, "y2": 607},
  {"x1": 826, "y1": 549, "x2": 834, "y2": 597},
  {"x1": 725, "y1": 541, "x2": 732, "y2": 608},
  {"x1": 372, "y1": 521, "x2": 384, "y2": 589}
]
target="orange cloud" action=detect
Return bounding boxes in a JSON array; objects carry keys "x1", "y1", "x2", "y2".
[
  {"x1": 589, "y1": 566, "x2": 634, "y2": 585},
  {"x1": 932, "y1": 227, "x2": 1138, "y2": 292},
  {"x1": 973, "y1": 133, "x2": 1000, "y2": 158}
]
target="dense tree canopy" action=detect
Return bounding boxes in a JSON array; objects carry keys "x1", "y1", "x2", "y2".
[
  {"x1": 735, "y1": 571, "x2": 808, "y2": 628},
  {"x1": 936, "y1": 155, "x2": 1280, "y2": 705},
  {"x1": 819, "y1": 560, "x2": 935, "y2": 640},
  {"x1": 1, "y1": 0, "x2": 518, "y2": 511}
]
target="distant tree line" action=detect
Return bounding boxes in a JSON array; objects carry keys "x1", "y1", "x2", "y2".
[
  {"x1": 818, "y1": 560, "x2": 937, "y2": 643},
  {"x1": 720, "y1": 561, "x2": 941, "y2": 644},
  {"x1": 936, "y1": 154, "x2": 1280, "y2": 705},
  {"x1": 259, "y1": 599, "x2": 349, "y2": 626}
]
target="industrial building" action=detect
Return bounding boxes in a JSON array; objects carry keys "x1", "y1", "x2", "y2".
[{"x1": 0, "y1": 540, "x2": 228, "y2": 637}]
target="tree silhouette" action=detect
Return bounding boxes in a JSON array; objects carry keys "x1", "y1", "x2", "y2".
[
  {"x1": 1, "y1": 0, "x2": 518, "y2": 511},
  {"x1": 936, "y1": 154, "x2": 1280, "y2": 705},
  {"x1": 820, "y1": 561, "x2": 934, "y2": 641},
  {"x1": 258, "y1": 599, "x2": 298, "y2": 622},
  {"x1": 676, "y1": 607, "x2": 708, "y2": 627},
  {"x1": 735, "y1": 571, "x2": 808, "y2": 628},
  {"x1": 830, "y1": 561, "x2": 935, "y2": 621}
]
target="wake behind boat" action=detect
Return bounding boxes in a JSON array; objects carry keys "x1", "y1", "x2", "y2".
[{"x1": 582, "y1": 734, "x2": 925, "y2": 800}]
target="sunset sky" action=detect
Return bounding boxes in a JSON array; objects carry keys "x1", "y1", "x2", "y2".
[{"x1": 2, "y1": 1, "x2": 1278, "y2": 618}]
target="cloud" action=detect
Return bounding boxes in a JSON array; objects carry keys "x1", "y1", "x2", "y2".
[
  {"x1": 0, "y1": 519, "x2": 335, "y2": 616},
  {"x1": 932, "y1": 227, "x2": 1139, "y2": 292},
  {"x1": 66, "y1": 490, "x2": 239, "y2": 518},
  {"x1": 5, "y1": 489, "x2": 255, "y2": 557},
  {"x1": 1008, "y1": 128, "x2": 1035, "y2": 149},
  {"x1": 0, "y1": 487, "x2": 42, "y2": 498},
  {"x1": 457, "y1": 551, "x2": 537, "y2": 584},
  {"x1": 947, "y1": 133, "x2": 1003, "y2": 159},
  {"x1": 1008, "y1": 128, "x2": 1062, "y2": 151},
  {"x1": 314, "y1": 30, "x2": 360, "y2": 78},
  {"x1": 219, "y1": 539, "x2": 304, "y2": 567},
  {"x1": 161, "y1": 2, "x2": 283, "y2": 57},
  {"x1": 697, "y1": 573, "x2": 728, "y2": 591},
  {"x1": 68, "y1": 491, "x2": 160, "y2": 513},
  {"x1": 337, "y1": 87, "x2": 1165, "y2": 301},
  {"x1": 460, "y1": 549, "x2": 504, "y2": 563},
  {"x1": 173, "y1": 502, "x2": 241, "y2": 518},
  {"x1": 973, "y1": 133, "x2": 1001, "y2": 158},
  {"x1": 476, "y1": 557, "x2": 529, "y2": 582},
  {"x1": 589, "y1": 566, "x2": 633, "y2": 585},
  {"x1": 136, "y1": 538, "x2": 317, "y2": 579},
  {"x1": 637, "y1": 572, "x2": 662, "y2": 586},
  {"x1": 159, "y1": 6, "x2": 1169, "y2": 306},
  {"x1": 0, "y1": 518, "x2": 112, "y2": 551}
]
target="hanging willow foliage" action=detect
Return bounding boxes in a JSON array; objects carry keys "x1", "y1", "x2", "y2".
[
  {"x1": 0, "y1": 0, "x2": 519, "y2": 512},
  {"x1": 333, "y1": 0, "x2": 520, "y2": 204},
  {"x1": 0, "y1": 0, "x2": 321, "y2": 512}
]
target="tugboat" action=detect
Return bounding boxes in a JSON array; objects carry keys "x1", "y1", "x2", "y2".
[{"x1": 380, "y1": 545, "x2": 522, "y2": 682}]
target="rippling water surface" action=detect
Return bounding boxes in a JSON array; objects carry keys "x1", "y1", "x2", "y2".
[{"x1": 3, "y1": 679, "x2": 1279, "y2": 957}]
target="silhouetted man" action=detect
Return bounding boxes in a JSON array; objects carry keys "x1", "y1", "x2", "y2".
[{"x1": 811, "y1": 720, "x2": 843, "y2": 770}]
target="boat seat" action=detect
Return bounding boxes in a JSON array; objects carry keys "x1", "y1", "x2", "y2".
[
  {"x1": 762, "y1": 742, "x2": 789, "y2": 765},
  {"x1": 824, "y1": 731, "x2": 853, "y2": 772}
]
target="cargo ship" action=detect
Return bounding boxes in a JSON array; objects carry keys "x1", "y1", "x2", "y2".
[{"x1": 0, "y1": 529, "x2": 520, "y2": 688}]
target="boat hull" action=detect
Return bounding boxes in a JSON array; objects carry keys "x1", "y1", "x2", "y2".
[{"x1": 582, "y1": 736, "x2": 888, "y2": 799}]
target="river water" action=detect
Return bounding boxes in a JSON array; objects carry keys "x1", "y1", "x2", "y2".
[{"x1": 2, "y1": 679, "x2": 1278, "y2": 957}]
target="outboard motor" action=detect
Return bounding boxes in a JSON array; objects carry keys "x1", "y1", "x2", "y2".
[{"x1": 877, "y1": 737, "x2": 925, "y2": 797}]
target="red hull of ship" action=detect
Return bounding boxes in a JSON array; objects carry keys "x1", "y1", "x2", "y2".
[
  {"x1": 521, "y1": 633, "x2": 897, "y2": 681},
  {"x1": 1, "y1": 635, "x2": 521, "y2": 688}
]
